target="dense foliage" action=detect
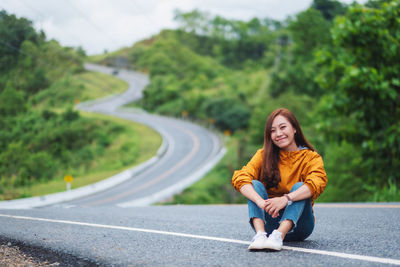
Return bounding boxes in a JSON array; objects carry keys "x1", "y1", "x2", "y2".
[
  {"x1": 0, "y1": 108, "x2": 121, "y2": 187},
  {"x1": 95, "y1": 0, "x2": 399, "y2": 202},
  {"x1": 0, "y1": 11, "x2": 84, "y2": 95},
  {"x1": 128, "y1": 31, "x2": 259, "y2": 133},
  {"x1": 315, "y1": 0, "x2": 400, "y2": 200}
]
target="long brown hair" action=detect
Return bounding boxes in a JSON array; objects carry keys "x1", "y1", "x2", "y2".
[{"x1": 261, "y1": 108, "x2": 315, "y2": 189}]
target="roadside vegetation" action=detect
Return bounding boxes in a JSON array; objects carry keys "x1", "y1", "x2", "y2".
[
  {"x1": 0, "y1": 10, "x2": 161, "y2": 200},
  {"x1": 91, "y1": 0, "x2": 400, "y2": 203}
]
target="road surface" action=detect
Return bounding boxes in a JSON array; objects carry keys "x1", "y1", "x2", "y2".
[{"x1": 0, "y1": 204, "x2": 399, "y2": 266}]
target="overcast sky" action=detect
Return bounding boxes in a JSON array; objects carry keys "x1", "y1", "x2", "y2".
[{"x1": 0, "y1": 0, "x2": 367, "y2": 55}]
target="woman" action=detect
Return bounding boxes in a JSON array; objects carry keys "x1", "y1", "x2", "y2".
[{"x1": 231, "y1": 108, "x2": 327, "y2": 251}]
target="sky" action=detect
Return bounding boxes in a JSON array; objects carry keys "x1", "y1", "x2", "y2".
[{"x1": 0, "y1": 0, "x2": 367, "y2": 55}]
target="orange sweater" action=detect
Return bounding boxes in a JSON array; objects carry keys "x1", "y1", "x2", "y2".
[{"x1": 231, "y1": 148, "x2": 327, "y2": 205}]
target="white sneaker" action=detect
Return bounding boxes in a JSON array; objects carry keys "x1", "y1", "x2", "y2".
[
  {"x1": 264, "y1": 230, "x2": 283, "y2": 251},
  {"x1": 248, "y1": 231, "x2": 268, "y2": 250}
]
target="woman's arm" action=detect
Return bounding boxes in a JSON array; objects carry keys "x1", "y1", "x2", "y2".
[
  {"x1": 240, "y1": 184, "x2": 267, "y2": 209},
  {"x1": 287, "y1": 184, "x2": 312, "y2": 202},
  {"x1": 303, "y1": 154, "x2": 328, "y2": 200},
  {"x1": 265, "y1": 185, "x2": 312, "y2": 218},
  {"x1": 231, "y1": 149, "x2": 263, "y2": 192}
]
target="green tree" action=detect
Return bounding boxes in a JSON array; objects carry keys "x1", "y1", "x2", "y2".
[
  {"x1": 174, "y1": 9, "x2": 211, "y2": 35},
  {"x1": 174, "y1": 9, "x2": 274, "y2": 68},
  {"x1": 289, "y1": 8, "x2": 331, "y2": 59},
  {"x1": 315, "y1": 1, "x2": 400, "y2": 191},
  {"x1": 269, "y1": 8, "x2": 332, "y2": 97},
  {"x1": 312, "y1": 0, "x2": 347, "y2": 21},
  {"x1": 202, "y1": 97, "x2": 250, "y2": 132},
  {"x1": 0, "y1": 85, "x2": 26, "y2": 116},
  {"x1": 0, "y1": 142, "x2": 30, "y2": 186},
  {"x1": 0, "y1": 10, "x2": 40, "y2": 72},
  {"x1": 365, "y1": 0, "x2": 393, "y2": 8}
]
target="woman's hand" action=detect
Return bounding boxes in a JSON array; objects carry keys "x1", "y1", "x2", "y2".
[
  {"x1": 264, "y1": 196, "x2": 288, "y2": 218},
  {"x1": 256, "y1": 199, "x2": 268, "y2": 210}
]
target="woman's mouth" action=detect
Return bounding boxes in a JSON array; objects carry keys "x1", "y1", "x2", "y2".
[{"x1": 276, "y1": 137, "x2": 287, "y2": 142}]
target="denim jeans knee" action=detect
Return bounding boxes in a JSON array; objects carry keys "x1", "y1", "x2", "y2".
[
  {"x1": 251, "y1": 180, "x2": 268, "y2": 199},
  {"x1": 248, "y1": 180, "x2": 268, "y2": 231},
  {"x1": 252, "y1": 180, "x2": 264, "y2": 191}
]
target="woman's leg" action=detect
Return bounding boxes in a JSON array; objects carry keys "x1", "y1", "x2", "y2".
[
  {"x1": 264, "y1": 209, "x2": 283, "y2": 236},
  {"x1": 248, "y1": 180, "x2": 268, "y2": 233},
  {"x1": 247, "y1": 180, "x2": 277, "y2": 250},
  {"x1": 261, "y1": 182, "x2": 314, "y2": 250},
  {"x1": 279, "y1": 182, "x2": 314, "y2": 241},
  {"x1": 248, "y1": 180, "x2": 281, "y2": 234}
]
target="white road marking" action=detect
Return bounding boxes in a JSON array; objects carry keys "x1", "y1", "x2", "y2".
[
  {"x1": 0, "y1": 213, "x2": 399, "y2": 265},
  {"x1": 315, "y1": 204, "x2": 400, "y2": 208},
  {"x1": 51, "y1": 204, "x2": 76, "y2": 209}
]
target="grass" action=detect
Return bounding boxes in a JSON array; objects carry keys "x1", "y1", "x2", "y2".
[
  {"x1": 31, "y1": 71, "x2": 128, "y2": 110},
  {"x1": 87, "y1": 47, "x2": 133, "y2": 65},
  {"x1": 74, "y1": 71, "x2": 128, "y2": 101}
]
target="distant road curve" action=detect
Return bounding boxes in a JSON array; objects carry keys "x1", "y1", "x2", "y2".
[{"x1": 68, "y1": 64, "x2": 226, "y2": 207}]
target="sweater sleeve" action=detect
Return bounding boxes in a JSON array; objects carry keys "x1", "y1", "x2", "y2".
[
  {"x1": 231, "y1": 149, "x2": 263, "y2": 192},
  {"x1": 303, "y1": 153, "x2": 328, "y2": 200}
]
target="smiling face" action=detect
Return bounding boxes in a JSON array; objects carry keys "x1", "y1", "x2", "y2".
[{"x1": 270, "y1": 115, "x2": 298, "y2": 151}]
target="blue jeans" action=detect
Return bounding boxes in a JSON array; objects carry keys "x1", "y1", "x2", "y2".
[{"x1": 248, "y1": 180, "x2": 314, "y2": 241}]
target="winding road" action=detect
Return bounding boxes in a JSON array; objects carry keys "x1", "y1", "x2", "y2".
[
  {"x1": 0, "y1": 65, "x2": 399, "y2": 266},
  {"x1": 69, "y1": 63, "x2": 225, "y2": 207}
]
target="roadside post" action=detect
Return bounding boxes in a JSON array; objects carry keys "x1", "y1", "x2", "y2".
[
  {"x1": 181, "y1": 110, "x2": 188, "y2": 119},
  {"x1": 64, "y1": 174, "x2": 74, "y2": 191}
]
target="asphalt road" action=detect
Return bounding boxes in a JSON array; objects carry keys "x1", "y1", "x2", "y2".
[
  {"x1": 66, "y1": 110, "x2": 221, "y2": 207},
  {"x1": 0, "y1": 204, "x2": 399, "y2": 266}
]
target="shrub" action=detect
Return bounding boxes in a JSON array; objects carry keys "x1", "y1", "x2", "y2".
[{"x1": 201, "y1": 97, "x2": 250, "y2": 132}]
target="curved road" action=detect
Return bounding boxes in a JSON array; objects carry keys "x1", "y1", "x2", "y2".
[{"x1": 65, "y1": 64, "x2": 225, "y2": 207}]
